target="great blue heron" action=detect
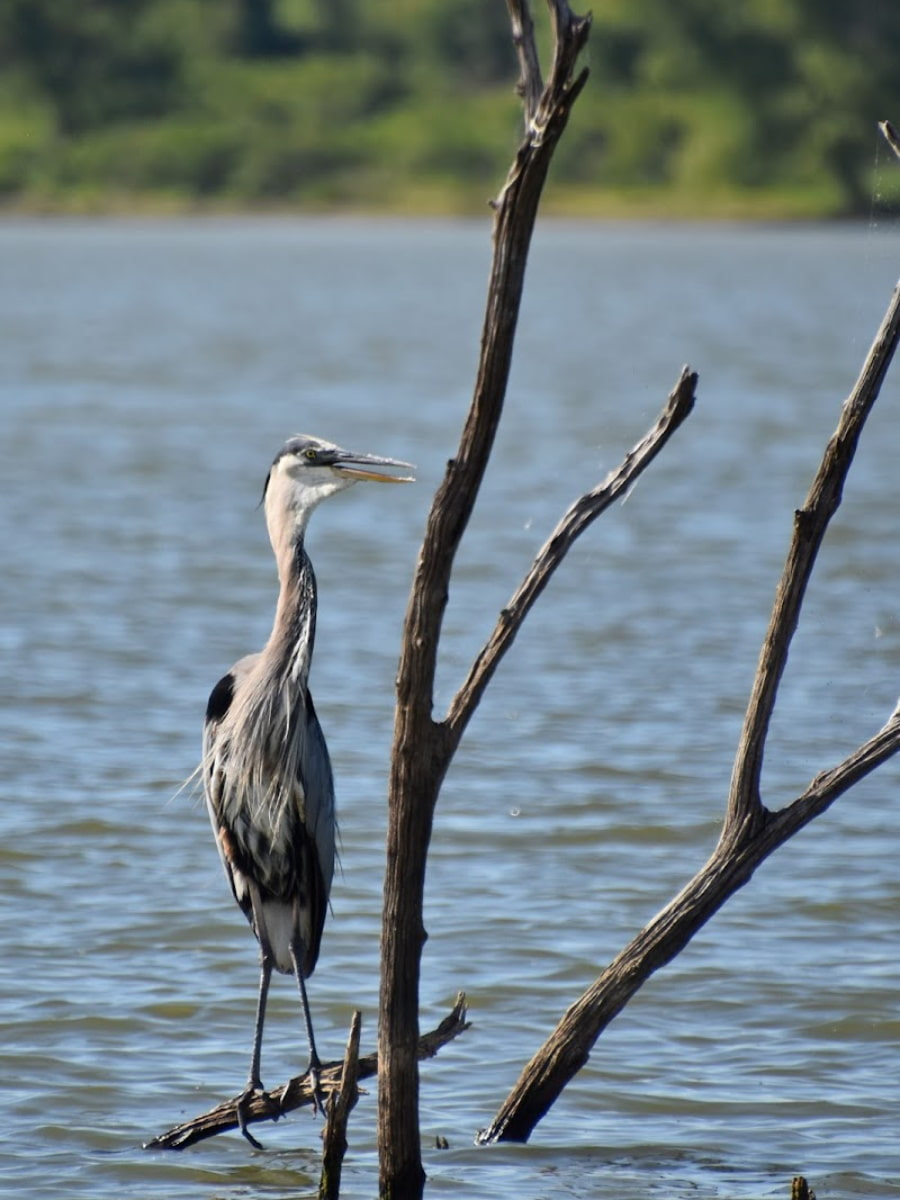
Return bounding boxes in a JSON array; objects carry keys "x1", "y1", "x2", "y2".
[{"x1": 202, "y1": 433, "x2": 414, "y2": 1144}]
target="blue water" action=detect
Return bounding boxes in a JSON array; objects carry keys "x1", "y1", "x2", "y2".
[{"x1": 2, "y1": 218, "x2": 900, "y2": 1199}]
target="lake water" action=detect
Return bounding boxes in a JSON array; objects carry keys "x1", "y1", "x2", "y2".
[{"x1": 2, "y1": 217, "x2": 900, "y2": 1199}]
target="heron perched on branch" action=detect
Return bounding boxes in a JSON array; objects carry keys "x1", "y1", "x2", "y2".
[{"x1": 202, "y1": 434, "x2": 414, "y2": 1145}]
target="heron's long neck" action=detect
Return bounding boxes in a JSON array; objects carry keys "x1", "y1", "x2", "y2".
[{"x1": 267, "y1": 531, "x2": 317, "y2": 690}]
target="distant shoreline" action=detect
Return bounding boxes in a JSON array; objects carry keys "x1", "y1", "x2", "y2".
[{"x1": 0, "y1": 185, "x2": 882, "y2": 222}]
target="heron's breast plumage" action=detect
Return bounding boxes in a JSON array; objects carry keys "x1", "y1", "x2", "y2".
[{"x1": 202, "y1": 638, "x2": 335, "y2": 977}]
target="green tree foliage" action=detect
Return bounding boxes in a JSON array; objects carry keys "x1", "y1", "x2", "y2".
[
  {"x1": 562, "y1": 0, "x2": 900, "y2": 210},
  {"x1": 0, "y1": 0, "x2": 184, "y2": 136},
  {"x1": 0, "y1": 0, "x2": 898, "y2": 215},
  {"x1": 230, "y1": 0, "x2": 306, "y2": 57},
  {"x1": 423, "y1": 0, "x2": 517, "y2": 88}
]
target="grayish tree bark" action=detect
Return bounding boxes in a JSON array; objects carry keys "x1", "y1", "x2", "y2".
[
  {"x1": 478, "y1": 144, "x2": 900, "y2": 1142},
  {"x1": 377, "y1": 3, "x2": 693, "y2": 1196},
  {"x1": 377, "y1": 4, "x2": 591, "y2": 1195}
]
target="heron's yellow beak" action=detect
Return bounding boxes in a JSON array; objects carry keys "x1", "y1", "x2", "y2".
[
  {"x1": 337, "y1": 467, "x2": 415, "y2": 483},
  {"x1": 332, "y1": 453, "x2": 415, "y2": 484}
]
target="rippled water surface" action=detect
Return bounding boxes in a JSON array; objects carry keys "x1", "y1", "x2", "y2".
[{"x1": 2, "y1": 218, "x2": 900, "y2": 1199}]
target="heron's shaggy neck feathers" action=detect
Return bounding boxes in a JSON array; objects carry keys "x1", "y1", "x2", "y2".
[
  {"x1": 212, "y1": 532, "x2": 318, "y2": 844},
  {"x1": 265, "y1": 472, "x2": 323, "y2": 690},
  {"x1": 269, "y1": 535, "x2": 317, "y2": 691}
]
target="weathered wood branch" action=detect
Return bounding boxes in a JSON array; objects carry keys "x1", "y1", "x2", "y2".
[
  {"x1": 724, "y1": 277, "x2": 900, "y2": 842},
  {"x1": 318, "y1": 1011, "x2": 362, "y2": 1200},
  {"x1": 479, "y1": 707, "x2": 900, "y2": 1144},
  {"x1": 479, "y1": 276, "x2": 900, "y2": 1145},
  {"x1": 506, "y1": 0, "x2": 543, "y2": 124},
  {"x1": 879, "y1": 118, "x2": 900, "y2": 162},
  {"x1": 145, "y1": 994, "x2": 468, "y2": 1152},
  {"x1": 378, "y1": 5, "x2": 592, "y2": 1197},
  {"x1": 446, "y1": 366, "x2": 696, "y2": 748}
]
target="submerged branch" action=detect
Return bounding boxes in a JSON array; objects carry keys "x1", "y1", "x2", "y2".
[{"x1": 146, "y1": 994, "x2": 469, "y2": 1152}]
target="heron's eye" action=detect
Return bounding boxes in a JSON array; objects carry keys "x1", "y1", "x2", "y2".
[{"x1": 303, "y1": 448, "x2": 318, "y2": 462}]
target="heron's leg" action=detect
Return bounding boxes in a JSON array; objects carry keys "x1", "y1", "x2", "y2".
[
  {"x1": 236, "y1": 886, "x2": 274, "y2": 1149},
  {"x1": 288, "y1": 904, "x2": 323, "y2": 1115},
  {"x1": 247, "y1": 947, "x2": 273, "y2": 1093}
]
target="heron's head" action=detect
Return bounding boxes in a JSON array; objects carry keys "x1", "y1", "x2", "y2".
[{"x1": 263, "y1": 433, "x2": 415, "y2": 540}]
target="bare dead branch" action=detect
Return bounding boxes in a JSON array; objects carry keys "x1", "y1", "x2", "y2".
[
  {"x1": 506, "y1": 0, "x2": 543, "y2": 125},
  {"x1": 145, "y1": 994, "x2": 468, "y2": 1152},
  {"x1": 547, "y1": 0, "x2": 589, "y2": 104},
  {"x1": 446, "y1": 366, "x2": 697, "y2": 744},
  {"x1": 378, "y1": 6, "x2": 592, "y2": 1196},
  {"x1": 773, "y1": 709, "x2": 900, "y2": 836},
  {"x1": 480, "y1": 703, "x2": 900, "y2": 1145},
  {"x1": 318, "y1": 1011, "x2": 362, "y2": 1200},
  {"x1": 879, "y1": 119, "x2": 900, "y2": 162},
  {"x1": 479, "y1": 276, "x2": 900, "y2": 1145},
  {"x1": 725, "y1": 279, "x2": 900, "y2": 841}
]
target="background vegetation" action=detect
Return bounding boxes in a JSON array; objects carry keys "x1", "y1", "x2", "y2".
[{"x1": 2, "y1": 0, "x2": 900, "y2": 217}]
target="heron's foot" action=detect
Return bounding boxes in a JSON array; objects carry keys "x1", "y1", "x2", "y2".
[
  {"x1": 235, "y1": 1082, "x2": 268, "y2": 1150},
  {"x1": 307, "y1": 1054, "x2": 325, "y2": 1117}
]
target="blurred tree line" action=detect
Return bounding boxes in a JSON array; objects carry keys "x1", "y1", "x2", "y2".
[{"x1": 0, "y1": 0, "x2": 898, "y2": 215}]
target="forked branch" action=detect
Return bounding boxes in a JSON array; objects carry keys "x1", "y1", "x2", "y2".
[
  {"x1": 379, "y1": 5, "x2": 594, "y2": 1196},
  {"x1": 479, "y1": 270, "x2": 900, "y2": 1145},
  {"x1": 724, "y1": 278, "x2": 900, "y2": 842},
  {"x1": 480, "y1": 708, "x2": 900, "y2": 1144}
]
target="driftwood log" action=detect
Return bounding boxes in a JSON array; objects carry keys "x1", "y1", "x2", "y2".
[{"x1": 145, "y1": 994, "x2": 468, "y2": 1151}]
